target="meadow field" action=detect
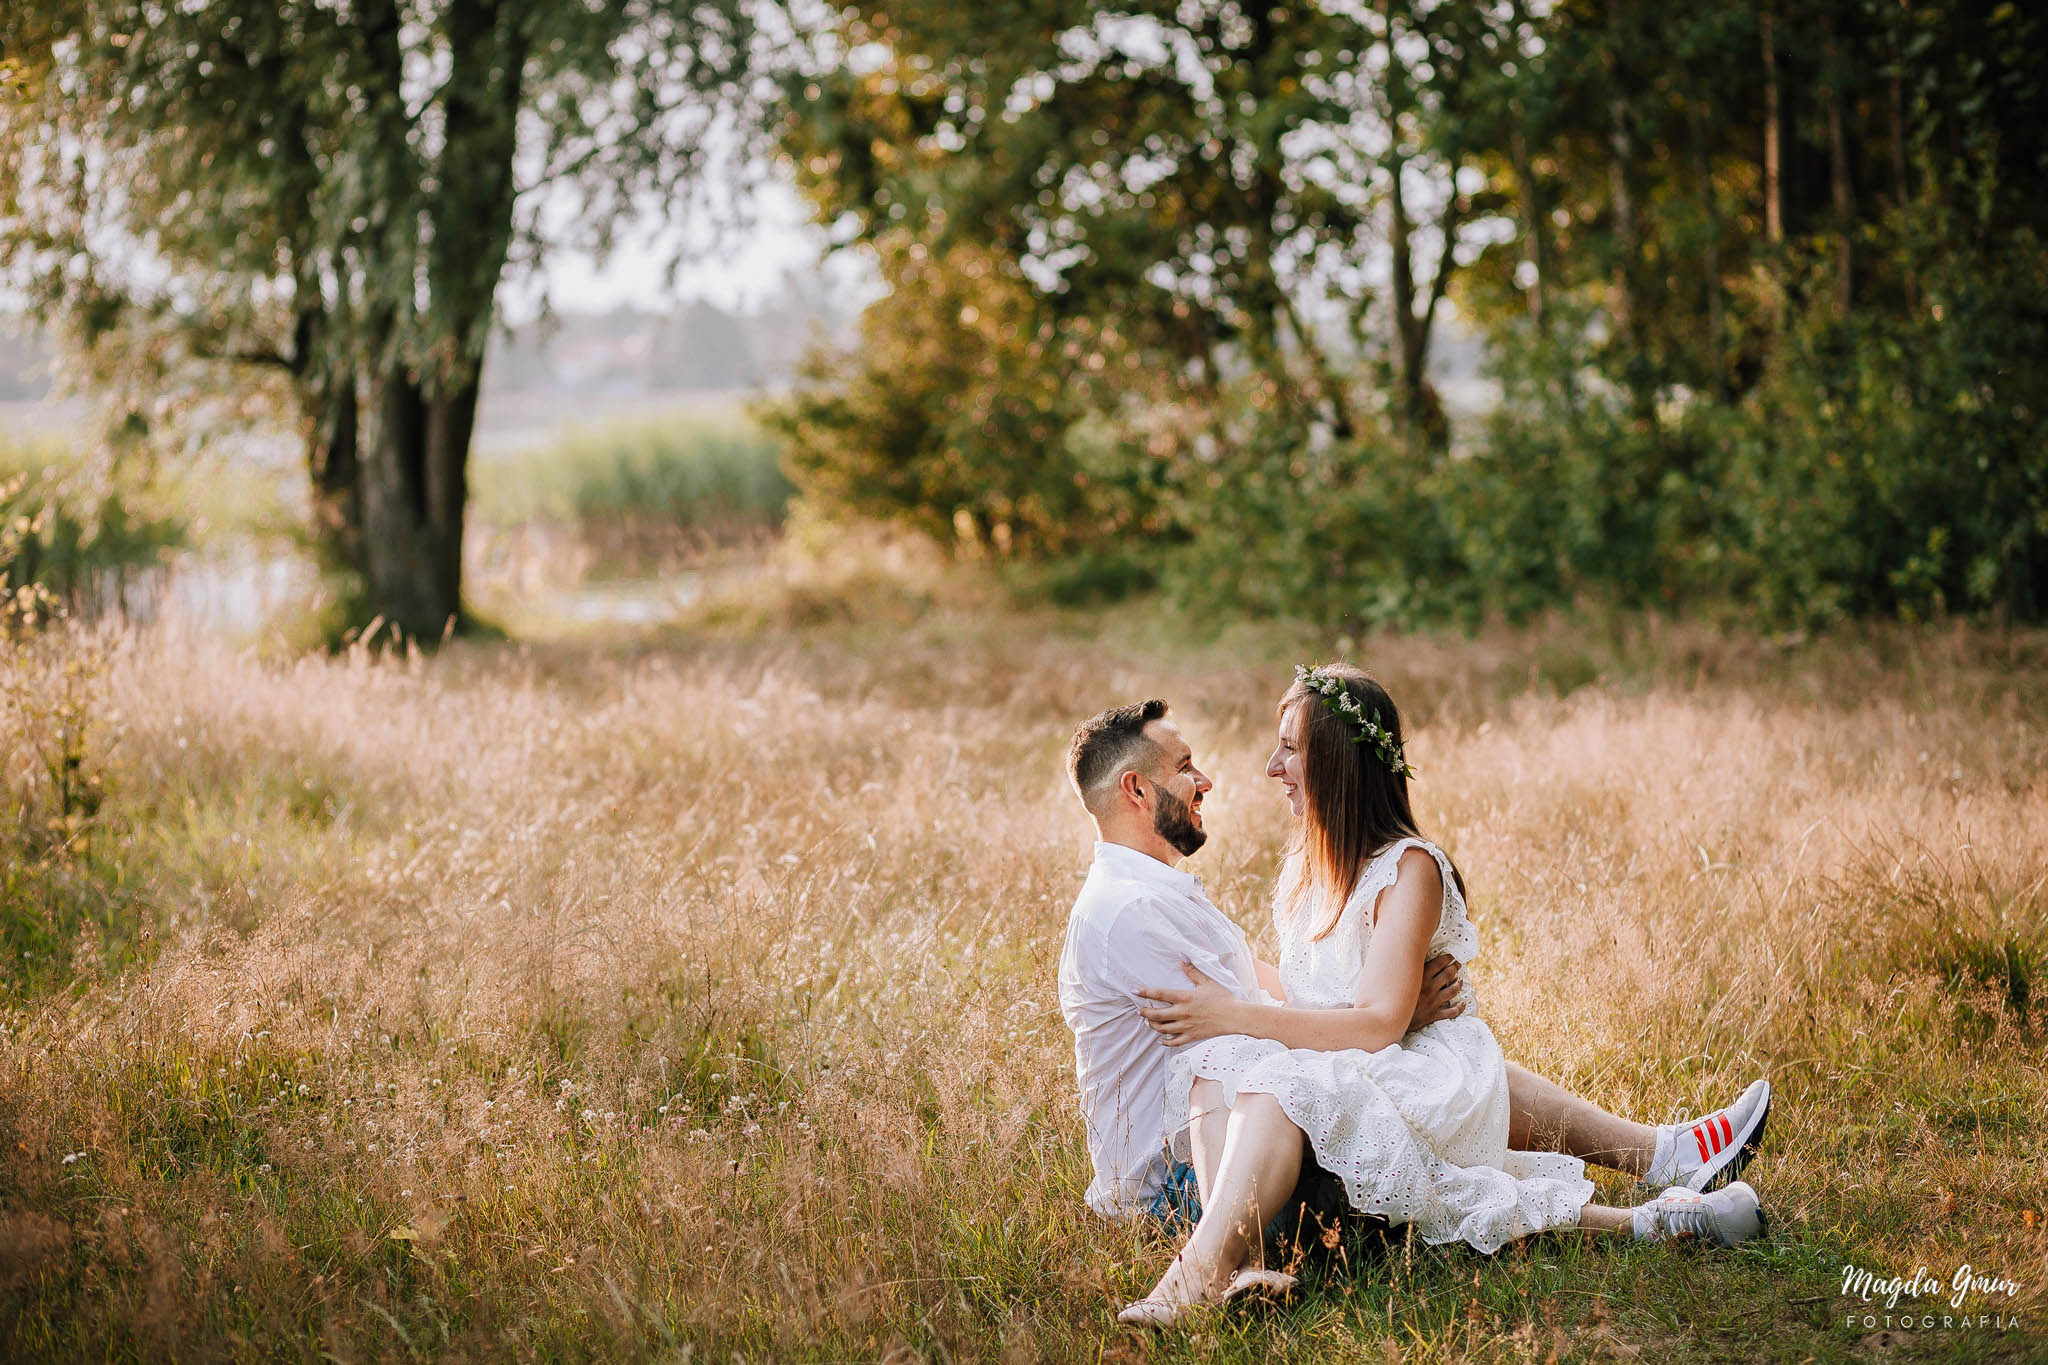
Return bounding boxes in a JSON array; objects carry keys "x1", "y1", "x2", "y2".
[{"x1": 2, "y1": 544, "x2": 2044, "y2": 1362}]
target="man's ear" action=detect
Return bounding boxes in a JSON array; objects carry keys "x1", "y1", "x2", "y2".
[{"x1": 1118, "y1": 768, "x2": 1149, "y2": 810}]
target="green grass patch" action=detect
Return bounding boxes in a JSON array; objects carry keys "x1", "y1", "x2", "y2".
[{"x1": 472, "y1": 414, "x2": 792, "y2": 577}]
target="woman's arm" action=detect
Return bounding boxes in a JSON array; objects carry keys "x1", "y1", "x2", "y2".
[
  {"x1": 1254, "y1": 958, "x2": 1286, "y2": 1002},
  {"x1": 1138, "y1": 849, "x2": 1445, "y2": 1052}
]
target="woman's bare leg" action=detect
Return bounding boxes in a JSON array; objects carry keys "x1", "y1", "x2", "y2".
[
  {"x1": 1187, "y1": 1077, "x2": 1231, "y2": 1202},
  {"x1": 1504, "y1": 1062, "x2": 1655, "y2": 1176},
  {"x1": 1144, "y1": 1092, "x2": 1304, "y2": 1306}
]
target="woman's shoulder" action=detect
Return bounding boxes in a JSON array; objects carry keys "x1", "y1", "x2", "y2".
[
  {"x1": 1347, "y1": 837, "x2": 1456, "y2": 913},
  {"x1": 1390, "y1": 842, "x2": 1444, "y2": 884},
  {"x1": 1360, "y1": 835, "x2": 1441, "y2": 884}
]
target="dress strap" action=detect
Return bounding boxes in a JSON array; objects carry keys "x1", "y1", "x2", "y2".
[{"x1": 1356, "y1": 837, "x2": 1471, "y2": 948}]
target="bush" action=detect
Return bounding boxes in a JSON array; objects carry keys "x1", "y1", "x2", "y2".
[
  {"x1": 782, "y1": 238, "x2": 2047, "y2": 631},
  {"x1": 1428, "y1": 236, "x2": 2048, "y2": 629},
  {"x1": 0, "y1": 441, "x2": 184, "y2": 622},
  {"x1": 1708, "y1": 240, "x2": 2048, "y2": 623},
  {"x1": 1152, "y1": 416, "x2": 1463, "y2": 629},
  {"x1": 768, "y1": 240, "x2": 1167, "y2": 561}
]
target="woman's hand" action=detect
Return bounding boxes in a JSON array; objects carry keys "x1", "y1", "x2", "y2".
[{"x1": 1136, "y1": 962, "x2": 1244, "y2": 1047}]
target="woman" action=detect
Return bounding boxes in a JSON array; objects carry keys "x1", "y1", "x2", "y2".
[{"x1": 1119, "y1": 664, "x2": 1765, "y2": 1326}]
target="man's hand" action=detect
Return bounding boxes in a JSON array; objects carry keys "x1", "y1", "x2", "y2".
[
  {"x1": 1409, "y1": 953, "x2": 1465, "y2": 1031},
  {"x1": 1135, "y1": 962, "x2": 1243, "y2": 1048}
]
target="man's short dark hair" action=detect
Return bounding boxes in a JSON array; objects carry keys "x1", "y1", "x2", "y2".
[{"x1": 1067, "y1": 699, "x2": 1170, "y2": 815}]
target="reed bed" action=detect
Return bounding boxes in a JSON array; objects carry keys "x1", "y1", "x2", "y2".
[{"x1": 1, "y1": 592, "x2": 2043, "y2": 1362}]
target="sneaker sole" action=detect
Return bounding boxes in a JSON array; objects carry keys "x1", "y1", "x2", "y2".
[{"x1": 1692, "y1": 1085, "x2": 1770, "y2": 1193}]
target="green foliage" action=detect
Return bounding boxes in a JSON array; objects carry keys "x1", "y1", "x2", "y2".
[
  {"x1": 479, "y1": 416, "x2": 791, "y2": 529},
  {"x1": 0, "y1": 633, "x2": 147, "y2": 999},
  {"x1": 768, "y1": 240, "x2": 1166, "y2": 557},
  {"x1": 0, "y1": 443, "x2": 183, "y2": 619},
  {"x1": 2, "y1": 0, "x2": 770, "y2": 634},
  {"x1": 1457, "y1": 232, "x2": 2048, "y2": 627},
  {"x1": 781, "y1": 0, "x2": 2048, "y2": 627},
  {"x1": 1725, "y1": 237, "x2": 2048, "y2": 623}
]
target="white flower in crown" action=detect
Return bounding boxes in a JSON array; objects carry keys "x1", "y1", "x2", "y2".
[{"x1": 1293, "y1": 663, "x2": 1419, "y2": 781}]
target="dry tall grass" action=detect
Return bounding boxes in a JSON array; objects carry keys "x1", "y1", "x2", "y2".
[{"x1": 2, "y1": 585, "x2": 2044, "y2": 1361}]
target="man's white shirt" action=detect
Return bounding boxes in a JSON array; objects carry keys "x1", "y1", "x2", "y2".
[{"x1": 1057, "y1": 840, "x2": 1264, "y2": 1218}]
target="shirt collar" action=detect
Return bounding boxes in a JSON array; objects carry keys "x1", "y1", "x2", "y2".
[{"x1": 1092, "y1": 839, "x2": 1202, "y2": 897}]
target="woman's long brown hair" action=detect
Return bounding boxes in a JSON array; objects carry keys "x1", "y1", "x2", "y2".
[{"x1": 1281, "y1": 664, "x2": 1466, "y2": 940}]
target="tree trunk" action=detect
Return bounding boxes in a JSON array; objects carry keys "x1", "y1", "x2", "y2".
[
  {"x1": 1761, "y1": 10, "x2": 1783, "y2": 245},
  {"x1": 1509, "y1": 126, "x2": 1548, "y2": 322},
  {"x1": 1888, "y1": 22, "x2": 1917, "y2": 313},
  {"x1": 306, "y1": 369, "x2": 359, "y2": 562},
  {"x1": 1888, "y1": 60, "x2": 1910, "y2": 210},
  {"x1": 1605, "y1": 53, "x2": 1651, "y2": 424},
  {"x1": 1682, "y1": 70, "x2": 1726, "y2": 398},
  {"x1": 1386, "y1": 152, "x2": 1421, "y2": 416},
  {"x1": 339, "y1": 0, "x2": 522, "y2": 639},
  {"x1": 357, "y1": 369, "x2": 476, "y2": 640},
  {"x1": 1376, "y1": 0, "x2": 1441, "y2": 444},
  {"x1": 1384, "y1": 154, "x2": 1447, "y2": 448},
  {"x1": 1607, "y1": 90, "x2": 1637, "y2": 350},
  {"x1": 1823, "y1": 28, "x2": 1855, "y2": 316},
  {"x1": 1378, "y1": 0, "x2": 1446, "y2": 449}
]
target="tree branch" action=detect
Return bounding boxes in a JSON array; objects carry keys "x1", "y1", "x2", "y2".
[{"x1": 1420, "y1": 186, "x2": 1464, "y2": 348}]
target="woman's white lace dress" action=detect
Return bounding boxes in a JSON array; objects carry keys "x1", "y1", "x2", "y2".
[{"x1": 1162, "y1": 837, "x2": 1593, "y2": 1253}]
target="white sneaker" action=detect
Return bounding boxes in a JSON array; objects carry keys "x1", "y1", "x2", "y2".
[
  {"x1": 1648, "y1": 1078, "x2": 1770, "y2": 1192},
  {"x1": 1632, "y1": 1181, "x2": 1767, "y2": 1247}
]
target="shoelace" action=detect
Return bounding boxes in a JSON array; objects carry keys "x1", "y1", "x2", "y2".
[{"x1": 1654, "y1": 1197, "x2": 1714, "y2": 1240}]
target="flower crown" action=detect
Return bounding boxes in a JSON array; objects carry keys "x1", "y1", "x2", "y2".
[{"x1": 1293, "y1": 664, "x2": 1418, "y2": 780}]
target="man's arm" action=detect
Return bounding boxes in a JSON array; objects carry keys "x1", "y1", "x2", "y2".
[
  {"x1": 1142, "y1": 851, "x2": 1444, "y2": 1052},
  {"x1": 1109, "y1": 900, "x2": 1259, "y2": 1007},
  {"x1": 1139, "y1": 852, "x2": 1464, "y2": 1049},
  {"x1": 1413, "y1": 953, "x2": 1464, "y2": 1029}
]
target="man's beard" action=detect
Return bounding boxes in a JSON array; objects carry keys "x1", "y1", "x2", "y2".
[{"x1": 1153, "y1": 784, "x2": 1207, "y2": 857}]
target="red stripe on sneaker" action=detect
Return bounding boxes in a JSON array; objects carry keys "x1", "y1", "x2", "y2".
[
  {"x1": 1694, "y1": 1126, "x2": 1710, "y2": 1162},
  {"x1": 1719, "y1": 1115, "x2": 1734, "y2": 1148}
]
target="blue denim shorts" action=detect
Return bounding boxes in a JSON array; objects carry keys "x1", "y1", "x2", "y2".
[
  {"x1": 1146, "y1": 1162, "x2": 1204, "y2": 1227},
  {"x1": 1144, "y1": 1161, "x2": 1203, "y2": 1228},
  {"x1": 1146, "y1": 1157, "x2": 1376, "y2": 1250}
]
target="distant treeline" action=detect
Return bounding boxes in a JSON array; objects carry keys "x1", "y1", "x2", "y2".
[
  {"x1": 484, "y1": 293, "x2": 852, "y2": 399},
  {"x1": 0, "y1": 290, "x2": 850, "y2": 408},
  {"x1": 772, "y1": 0, "x2": 2048, "y2": 626}
]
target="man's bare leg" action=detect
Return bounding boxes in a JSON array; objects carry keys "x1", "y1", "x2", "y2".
[{"x1": 1504, "y1": 1061, "x2": 1654, "y2": 1176}]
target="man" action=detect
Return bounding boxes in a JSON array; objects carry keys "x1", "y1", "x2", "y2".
[{"x1": 1056, "y1": 699, "x2": 1770, "y2": 1225}]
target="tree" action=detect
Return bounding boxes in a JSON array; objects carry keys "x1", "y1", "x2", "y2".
[
  {"x1": 782, "y1": 0, "x2": 1507, "y2": 457},
  {"x1": 1, "y1": 0, "x2": 771, "y2": 637},
  {"x1": 778, "y1": 0, "x2": 2048, "y2": 626}
]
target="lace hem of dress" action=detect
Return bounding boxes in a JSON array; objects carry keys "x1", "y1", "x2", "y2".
[{"x1": 1166, "y1": 1044, "x2": 1591, "y2": 1254}]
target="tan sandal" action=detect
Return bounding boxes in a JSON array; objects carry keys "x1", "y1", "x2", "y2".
[
  {"x1": 1220, "y1": 1267, "x2": 1299, "y2": 1304},
  {"x1": 1115, "y1": 1295, "x2": 1194, "y2": 1328},
  {"x1": 1117, "y1": 1267, "x2": 1299, "y2": 1328}
]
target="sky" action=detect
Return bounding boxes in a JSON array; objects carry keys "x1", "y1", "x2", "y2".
[{"x1": 503, "y1": 174, "x2": 871, "y2": 323}]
